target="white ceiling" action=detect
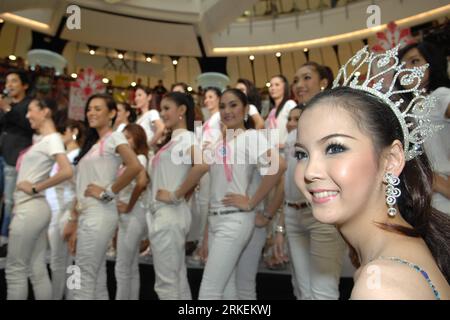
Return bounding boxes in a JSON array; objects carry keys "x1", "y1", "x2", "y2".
[{"x1": 0, "y1": 0, "x2": 449, "y2": 57}]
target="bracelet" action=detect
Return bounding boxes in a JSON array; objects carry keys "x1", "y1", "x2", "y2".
[
  {"x1": 261, "y1": 211, "x2": 272, "y2": 221},
  {"x1": 68, "y1": 215, "x2": 78, "y2": 223},
  {"x1": 275, "y1": 225, "x2": 285, "y2": 235},
  {"x1": 246, "y1": 200, "x2": 254, "y2": 212},
  {"x1": 169, "y1": 191, "x2": 183, "y2": 204}
]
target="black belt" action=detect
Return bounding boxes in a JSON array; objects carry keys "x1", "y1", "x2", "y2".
[
  {"x1": 284, "y1": 201, "x2": 309, "y2": 210},
  {"x1": 209, "y1": 209, "x2": 245, "y2": 216}
]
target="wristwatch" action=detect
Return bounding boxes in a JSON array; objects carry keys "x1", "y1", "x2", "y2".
[
  {"x1": 100, "y1": 185, "x2": 115, "y2": 203},
  {"x1": 32, "y1": 185, "x2": 38, "y2": 194}
]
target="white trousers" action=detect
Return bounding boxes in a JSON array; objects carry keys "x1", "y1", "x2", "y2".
[
  {"x1": 285, "y1": 205, "x2": 346, "y2": 300},
  {"x1": 198, "y1": 211, "x2": 255, "y2": 300},
  {"x1": 73, "y1": 203, "x2": 118, "y2": 300},
  {"x1": 48, "y1": 209, "x2": 74, "y2": 300},
  {"x1": 188, "y1": 173, "x2": 210, "y2": 243},
  {"x1": 6, "y1": 198, "x2": 52, "y2": 300},
  {"x1": 148, "y1": 203, "x2": 192, "y2": 300},
  {"x1": 115, "y1": 204, "x2": 147, "y2": 300},
  {"x1": 234, "y1": 226, "x2": 267, "y2": 300}
]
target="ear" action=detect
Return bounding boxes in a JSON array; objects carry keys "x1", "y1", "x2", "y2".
[
  {"x1": 382, "y1": 139, "x2": 405, "y2": 177},
  {"x1": 319, "y1": 78, "x2": 329, "y2": 90},
  {"x1": 179, "y1": 104, "x2": 187, "y2": 117},
  {"x1": 109, "y1": 109, "x2": 117, "y2": 121},
  {"x1": 43, "y1": 107, "x2": 52, "y2": 119}
]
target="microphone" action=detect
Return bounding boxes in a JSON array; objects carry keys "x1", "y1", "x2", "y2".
[{"x1": 1, "y1": 88, "x2": 9, "y2": 98}]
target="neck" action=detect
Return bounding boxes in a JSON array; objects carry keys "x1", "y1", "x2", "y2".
[
  {"x1": 172, "y1": 121, "x2": 187, "y2": 132},
  {"x1": 65, "y1": 140, "x2": 79, "y2": 152},
  {"x1": 226, "y1": 123, "x2": 246, "y2": 137},
  {"x1": 209, "y1": 107, "x2": 219, "y2": 115},
  {"x1": 38, "y1": 120, "x2": 56, "y2": 136},
  {"x1": 141, "y1": 105, "x2": 149, "y2": 114},
  {"x1": 274, "y1": 97, "x2": 283, "y2": 108},
  {"x1": 12, "y1": 92, "x2": 26, "y2": 104},
  {"x1": 339, "y1": 200, "x2": 411, "y2": 267},
  {"x1": 96, "y1": 126, "x2": 112, "y2": 139}
]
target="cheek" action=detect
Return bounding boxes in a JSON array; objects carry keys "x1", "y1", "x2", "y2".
[
  {"x1": 294, "y1": 162, "x2": 307, "y2": 195},
  {"x1": 331, "y1": 153, "x2": 379, "y2": 199}
]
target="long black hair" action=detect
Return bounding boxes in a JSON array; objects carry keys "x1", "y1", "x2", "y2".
[
  {"x1": 32, "y1": 98, "x2": 66, "y2": 130},
  {"x1": 398, "y1": 42, "x2": 450, "y2": 92},
  {"x1": 74, "y1": 93, "x2": 117, "y2": 165},
  {"x1": 159, "y1": 92, "x2": 195, "y2": 147},
  {"x1": 269, "y1": 75, "x2": 291, "y2": 118},
  {"x1": 237, "y1": 78, "x2": 262, "y2": 113},
  {"x1": 221, "y1": 88, "x2": 255, "y2": 130},
  {"x1": 304, "y1": 86, "x2": 450, "y2": 281}
]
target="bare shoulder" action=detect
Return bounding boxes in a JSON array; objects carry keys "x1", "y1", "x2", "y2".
[{"x1": 351, "y1": 259, "x2": 440, "y2": 300}]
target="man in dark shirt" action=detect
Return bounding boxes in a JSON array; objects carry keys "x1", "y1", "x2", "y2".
[{"x1": 0, "y1": 70, "x2": 33, "y2": 253}]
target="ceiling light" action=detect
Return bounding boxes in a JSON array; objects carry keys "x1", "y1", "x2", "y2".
[
  {"x1": 187, "y1": 86, "x2": 193, "y2": 92},
  {"x1": 275, "y1": 52, "x2": 281, "y2": 57},
  {"x1": 249, "y1": 55, "x2": 255, "y2": 61},
  {"x1": 8, "y1": 54, "x2": 17, "y2": 61},
  {"x1": 71, "y1": 73, "x2": 78, "y2": 79},
  {"x1": 131, "y1": 81, "x2": 136, "y2": 87},
  {"x1": 102, "y1": 78, "x2": 109, "y2": 84}
]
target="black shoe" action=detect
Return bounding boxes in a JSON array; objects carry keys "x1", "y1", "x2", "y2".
[{"x1": 0, "y1": 244, "x2": 8, "y2": 257}]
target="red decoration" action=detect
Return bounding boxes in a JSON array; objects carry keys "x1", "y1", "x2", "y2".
[{"x1": 372, "y1": 22, "x2": 415, "y2": 53}]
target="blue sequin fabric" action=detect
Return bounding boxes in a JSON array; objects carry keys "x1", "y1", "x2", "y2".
[{"x1": 377, "y1": 256, "x2": 441, "y2": 300}]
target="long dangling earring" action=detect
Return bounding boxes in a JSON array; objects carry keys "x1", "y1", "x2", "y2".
[
  {"x1": 383, "y1": 172, "x2": 401, "y2": 217},
  {"x1": 179, "y1": 115, "x2": 184, "y2": 121}
]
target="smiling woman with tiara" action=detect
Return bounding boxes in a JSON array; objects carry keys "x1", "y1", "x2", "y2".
[{"x1": 294, "y1": 46, "x2": 450, "y2": 300}]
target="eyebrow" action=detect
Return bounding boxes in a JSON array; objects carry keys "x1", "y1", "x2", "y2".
[{"x1": 295, "y1": 133, "x2": 357, "y2": 149}]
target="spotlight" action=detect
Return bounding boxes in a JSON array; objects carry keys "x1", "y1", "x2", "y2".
[
  {"x1": 266, "y1": 82, "x2": 270, "y2": 87},
  {"x1": 172, "y1": 59, "x2": 178, "y2": 65},
  {"x1": 71, "y1": 73, "x2": 78, "y2": 79},
  {"x1": 88, "y1": 45, "x2": 98, "y2": 55},
  {"x1": 187, "y1": 86, "x2": 193, "y2": 92},
  {"x1": 145, "y1": 53, "x2": 153, "y2": 62},
  {"x1": 249, "y1": 55, "x2": 255, "y2": 61},
  {"x1": 102, "y1": 78, "x2": 109, "y2": 84},
  {"x1": 8, "y1": 55, "x2": 17, "y2": 61},
  {"x1": 304, "y1": 48, "x2": 309, "y2": 52},
  {"x1": 275, "y1": 52, "x2": 281, "y2": 57},
  {"x1": 131, "y1": 81, "x2": 136, "y2": 87},
  {"x1": 117, "y1": 50, "x2": 126, "y2": 59}
]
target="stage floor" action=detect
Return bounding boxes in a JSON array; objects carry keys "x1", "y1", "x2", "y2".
[{"x1": 0, "y1": 254, "x2": 354, "y2": 300}]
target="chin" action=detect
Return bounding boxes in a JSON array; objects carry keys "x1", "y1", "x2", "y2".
[{"x1": 310, "y1": 206, "x2": 341, "y2": 225}]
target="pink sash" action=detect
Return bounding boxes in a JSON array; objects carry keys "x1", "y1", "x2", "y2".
[
  {"x1": 267, "y1": 108, "x2": 277, "y2": 129},
  {"x1": 152, "y1": 141, "x2": 175, "y2": 168}
]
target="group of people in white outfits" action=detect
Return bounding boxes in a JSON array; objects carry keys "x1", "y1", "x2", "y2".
[{"x1": 4, "y1": 40, "x2": 449, "y2": 300}]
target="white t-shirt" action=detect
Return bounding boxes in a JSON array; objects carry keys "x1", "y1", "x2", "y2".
[
  {"x1": 265, "y1": 99, "x2": 297, "y2": 145},
  {"x1": 248, "y1": 104, "x2": 259, "y2": 116},
  {"x1": 137, "y1": 109, "x2": 160, "y2": 143},
  {"x1": 426, "y1": 87, "x2": 450, "y2": 213},
  {"x1": 209, "y1": 129, "x2": 271, "y2": 211},
  {"x1": 284, "y1": 130, "x2": 306, "y2": 203},
  {"x1": 76, "y1": 131, "x2": 128, "y2": 209},
  {"x1": 118, "y1": 154, "x2": 148, "y2": 205},
  {"x1": 150, "y1": 129, "x2": 199, "y2": 212},
  {"x1": 116, "y1": 123, "x2": 127, "y2": 133},
  {"x1": 14, "y1": 132, "x2": 66, "y2": 206},
  {"x1": 198, "y1": 111, "x2": 221, "y2": 145},
  {"x1": 46, "y1": 148, "x2": 80, "y2": 227}
]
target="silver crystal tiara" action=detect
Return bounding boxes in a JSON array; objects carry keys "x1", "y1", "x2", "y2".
[{"x1": 333, "y1": 45, "x2": 442, "y2": 161}]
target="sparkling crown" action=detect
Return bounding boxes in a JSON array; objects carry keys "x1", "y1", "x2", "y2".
[{"x1": 333, "y1": 45, "x2": 441, "y2": 161}]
